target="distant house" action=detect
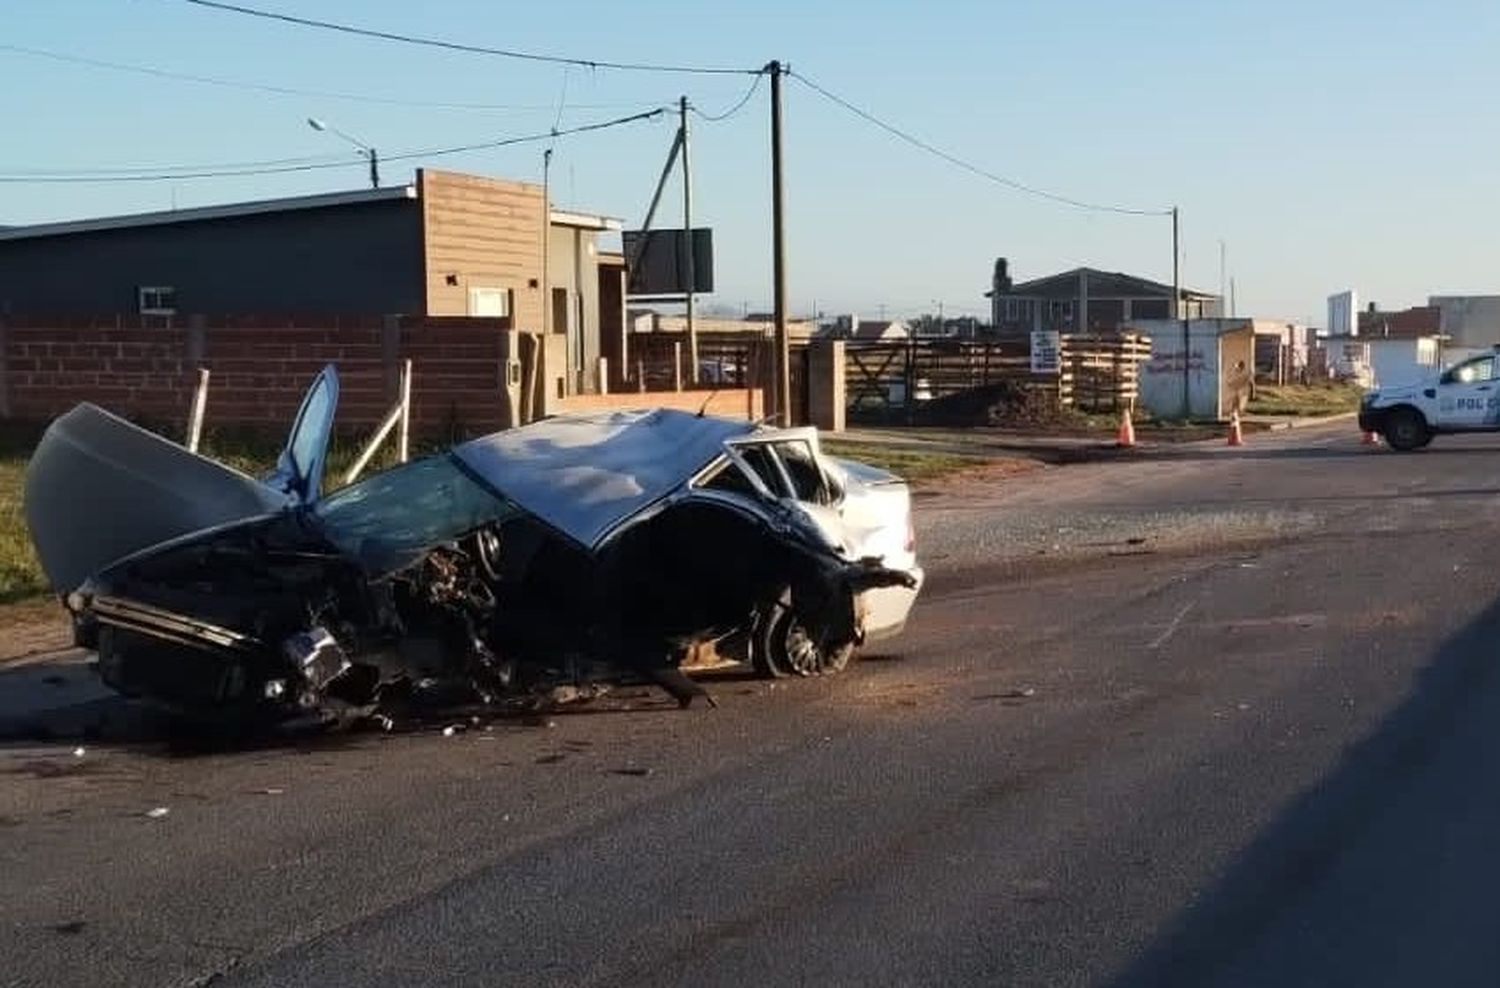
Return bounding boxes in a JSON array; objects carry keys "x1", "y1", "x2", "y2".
[
  {"x1": 1425, "y1": 296, "x2": 1500, "y2": 347},
  {"x1": 815, "y1": 315, "x2": 910, "y2": 341},
  {"x1": 985, "y1": 257, "x2": 1220, "y2": 336},
  {"x1": 1357, "y1": 303, "x2": 1441, "y2": 338},
  {"x1": 854, "y1": 319, "x2": 910, "y2": 340}
]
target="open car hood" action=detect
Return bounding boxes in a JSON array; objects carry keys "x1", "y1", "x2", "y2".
[
  {"x1": 24, "y1": 404, "x2": 290, "y2": 594},
  {"x1": 452, "y1": 409, "x2": 758, "y2": 550}
]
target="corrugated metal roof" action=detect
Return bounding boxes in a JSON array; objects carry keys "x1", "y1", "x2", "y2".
[{"x1": 0, "y1": 185, "x2": 418, "y2": 242}]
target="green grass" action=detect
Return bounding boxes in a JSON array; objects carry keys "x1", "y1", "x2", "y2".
[
  {"x1": 821, "y1": 440, "x2": 988, "y2": 484},
  {"x1": 1246, "y1": 383, "x2": 1363, "y2": 418}
]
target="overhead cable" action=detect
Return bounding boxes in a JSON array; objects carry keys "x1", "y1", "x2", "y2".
[
  {"x1": 0, "y1": 108, "x2": 666, "y2": 183},
  {"x1": 0, "y1": 43, "x2": 666, "y2": 112},
  {"x1": 789, "y1": 69, "x2": 1170, "y2": 216},
  {"x1": 689, "y1": 73, "x2": 765, "y2": 122},
  {"x1": 179, "y1": 0, "x2": 761, "y2": 76}
]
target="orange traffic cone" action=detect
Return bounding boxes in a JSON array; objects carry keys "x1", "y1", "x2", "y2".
[
  {"x1": 1116, "y1": 409, "x2": 1136, "y2": 448},
  {"x1": 1227, "y1": 409, "x2": 1245, "y2": 447}
]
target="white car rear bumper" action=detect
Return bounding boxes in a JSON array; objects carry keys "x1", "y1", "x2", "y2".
[{"x1": 860, "y1": 565, "x2": 924, "y2": 642}]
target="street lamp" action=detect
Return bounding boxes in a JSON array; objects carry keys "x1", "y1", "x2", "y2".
[{"x1": 307, "y1": 117, "x2": 379, "y2": 189}]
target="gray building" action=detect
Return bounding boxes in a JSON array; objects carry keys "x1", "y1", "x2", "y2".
[
  {"x1": 0, "y1": 170, "x2": 624, "y2": 393},
  {"x1": 985, "y1": 257, "x2": 1220, "y2": 335},
  {"x1": 1429, "y1": 295, "x2": 1500, "y2": 347},
  {"x1": 0, "y1": 187, "x2": 427, "y2": 317}
]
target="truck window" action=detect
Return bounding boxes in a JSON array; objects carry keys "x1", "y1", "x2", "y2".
[{"x1": 1448, "y1": 357, "x2": 1496, "y2": 384}]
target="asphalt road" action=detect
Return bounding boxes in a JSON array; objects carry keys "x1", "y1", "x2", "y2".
[{"x1": 6, "y1": 424, "x2": 1500, "y2": 987}]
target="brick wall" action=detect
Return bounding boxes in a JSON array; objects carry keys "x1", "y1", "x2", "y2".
[{"x1": 0, "y1": 315, "x2": 513, "y2": 439}]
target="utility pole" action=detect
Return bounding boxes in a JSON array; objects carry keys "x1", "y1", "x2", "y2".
[
  {"x1": 1174, "y1": 206, "x2": 1187, "y2": 419},
  {"x1": 680, "y1": 96, "x2": 699, "y2": 385},
  {"x1": 1218, "y1": 238, "x2": 1226, "y2": 315},
  {"x1": 543, "y1": 149, "x2": 553, "y2": 339},
  {"x1": 768, "y1": 60, "x2": 790, "y2": 425}
]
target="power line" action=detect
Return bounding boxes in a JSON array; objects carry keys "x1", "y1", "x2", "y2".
[
  {"x1": 789, "y1": 69, "x2": 1170, "y2": 217},
  {"x1": 179, "y1": 0, "x2": 761, "y2": 76},
  {"x1": 689, "y1": 73, "x2": 765, "y2": 122},
  {"x1": 0, "y1": 108, "x2": 667, "y2": 183},
  {"x1": 0, "y1": 42, "x2": 667, "y2": 112},
  {"x1": 0, "y1": 149, "x2": 354, "y2": 177}
]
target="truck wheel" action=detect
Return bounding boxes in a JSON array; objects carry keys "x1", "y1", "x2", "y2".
[
  {"x1": 1382, "y1": 408, "x2": 1429, "y2": 452},
  {"x1": 752, "y1": 586, "x2": 855, "y2": 678}
]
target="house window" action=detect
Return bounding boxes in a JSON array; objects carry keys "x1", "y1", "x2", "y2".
[
  {"x1": 138, "y1": 286, "x2": 177, "y2": 315},
  {"x1": 467, "y1": 287, "x2": 512, "y2": 317}
]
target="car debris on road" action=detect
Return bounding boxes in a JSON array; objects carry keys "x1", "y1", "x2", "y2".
[{"x1": 24, "y1": 366, "x2": 923, "y2": 732}]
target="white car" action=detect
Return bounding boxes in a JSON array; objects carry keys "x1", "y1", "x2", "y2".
[
  {"x1": 24, "y1": 367, "x2": 923, "y2": 725},
  {"x1": 1360, "y1": 350, "x2": 1500, "y2": 450}
]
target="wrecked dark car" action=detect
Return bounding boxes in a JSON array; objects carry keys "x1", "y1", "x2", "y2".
[{"x1": 23, "y1": 367, "x2": 923, "y2": 726}]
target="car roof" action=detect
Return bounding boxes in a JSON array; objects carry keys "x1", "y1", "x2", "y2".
[{"x1": 452, "y1": 408, "x2": 760, "y2": 550}]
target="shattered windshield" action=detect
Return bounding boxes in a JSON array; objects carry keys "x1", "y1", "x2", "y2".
[{"x1": 313, "y1": 454, "x2": 518, "y2": 572}]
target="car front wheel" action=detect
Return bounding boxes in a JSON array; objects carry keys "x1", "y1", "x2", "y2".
[
  {"x1": 1382, "y1": 408, "x2": 1430, "y2": 452},
  {"x1": 752, "y1": 586, "x2": 855, "y2": 678}
]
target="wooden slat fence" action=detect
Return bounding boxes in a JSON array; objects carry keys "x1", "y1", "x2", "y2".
[
  {"x1": 1058, "y1": 333, "x2": 1153, "y2": 412},
  {"x1": 845, "y1": 334, "x2": 1152, "y2": 421}
]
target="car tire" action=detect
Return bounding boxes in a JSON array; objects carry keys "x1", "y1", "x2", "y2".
[
  {"x1": 1382, "y1": 408, "x2": 1429, "y2": 452},
  {"x1": 752, "y1": 586, "x2": 855, "y2": 678}
]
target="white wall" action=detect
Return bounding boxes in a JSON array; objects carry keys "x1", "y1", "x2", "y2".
[
  {"x1": 1367, "y1": 337, "x2": 1439, "y2": 387},
  {"x1": 1328, "y1": 291, "x2": 1358, "y2": 337},
  {"x1": 1135, "y1": 319, "x2": 1223, "y2": 419}
]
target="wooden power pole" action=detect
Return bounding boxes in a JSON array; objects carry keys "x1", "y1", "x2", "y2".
[
  {"x1": 680, "y1": 96, "x2": 700, "y2": 385},
  {"x1": 769, "y1": 60, "x2": 790, "y2": 425}
]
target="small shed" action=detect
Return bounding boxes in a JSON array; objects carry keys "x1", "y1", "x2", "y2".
[{"x1": 1133, "y1": 318, "x2": 1257, "y2": 420}]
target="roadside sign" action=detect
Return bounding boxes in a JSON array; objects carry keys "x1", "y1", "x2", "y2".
[{"x1": 1030, "y1": 330, "x2": 1061, "y2": 374}]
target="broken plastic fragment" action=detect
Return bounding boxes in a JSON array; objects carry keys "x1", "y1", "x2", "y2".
[
  {"x1": 72, "y1": 747, "x2": 86, "y2": 758},
  {"x1": 145, "y1": 807, "x2": 169, "y2": 819}
]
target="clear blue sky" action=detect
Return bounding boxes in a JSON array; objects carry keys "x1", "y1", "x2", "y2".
[{"x1": 3, "y1": 0, "x2": 1497, "y2": 325}]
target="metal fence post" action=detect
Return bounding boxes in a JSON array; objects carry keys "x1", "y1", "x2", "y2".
[
  {"x1": 397, "y1": 358, "x2": 411, "y2": 463},
  {"x1": 185, "y1": 368, "x2": 210, "y2": 452}
]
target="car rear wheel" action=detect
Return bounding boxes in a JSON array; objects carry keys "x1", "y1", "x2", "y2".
[
  {"x1": 1383, "y1": 408, "x2": 1429, "y2": 452},
  {"x1": 752, "y1": 586, "x2": 855, "y2": 678}
]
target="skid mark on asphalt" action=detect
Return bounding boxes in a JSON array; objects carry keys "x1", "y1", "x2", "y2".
[{"x1": 1147, "y1": 602, "x2": 1196, "y2": 650}]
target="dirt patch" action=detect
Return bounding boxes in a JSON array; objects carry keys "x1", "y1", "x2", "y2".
[{"x1": 0, "y1": 602, "x2": 70, "y2": 665}]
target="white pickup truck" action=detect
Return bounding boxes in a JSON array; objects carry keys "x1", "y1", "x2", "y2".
[{"x1": 1359, "y1": 349, "x2": 1500, "y2": 450}]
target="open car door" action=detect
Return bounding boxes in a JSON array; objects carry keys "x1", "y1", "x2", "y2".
[{"x1": 263, "y1": 365, "x2": 339, "y2": 504}]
